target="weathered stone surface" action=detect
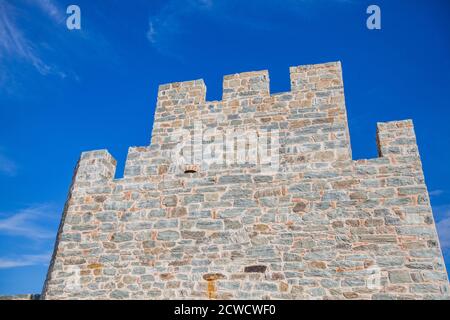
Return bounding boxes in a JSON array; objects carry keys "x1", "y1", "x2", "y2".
[
  {"x1": 389, "y1": 271, "x2": 412, "y2": 284},
  {"x1": 110, "y1": 290, "x2": 129, "y2": 299},
  {"x1": 181, "y1": 230, "x2": 205, "y2": 239},
  {"x1": 111, "y1": 232, "x2": 133, "y2": 242},
  {"x1": 41, "y1": 62, "x2": 449, "y2": 300},
  {"x1": 156, "y1": 230, "x2": 179, "y2": 241},
  {"x1": 196, "y1": 220, "x2": 223, "y2": 230}
]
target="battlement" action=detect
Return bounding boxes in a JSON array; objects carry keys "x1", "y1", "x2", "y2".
[
  {"x1": 156, "y1": 61, "x2": 342, "y2": 105},
  {"x1": 154, "y1": 62, "x2": 343, "y2": 125},
  {"x1": 157, "y1": 79, "x2": 206, "y2": 106},
  {"x1": 290, "y1": 61, "x2": 343, "y2": 91},
  {"x1": 376, "y1": 120, "x2": 419, "y2": 157},
  {"x1": 222, "y1": 70, "x2": 270, "y2": 99},
  {"x1": 72, "y1": 63, "x2": 424, "y2": 186},
  {"x1": 42, "y1": 61, "x2": 449, "y2": 300},
  {"x1": 151, "y1": 62, "x2": 350, "y2": 164}
]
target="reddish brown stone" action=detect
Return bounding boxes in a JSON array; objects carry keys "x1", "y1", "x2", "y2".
[
  {"x1": 203, "y1": 273, "x2": 226, "y2": 281},
  {"x1": 160, "y1": 273, "x2": 174, "y2": 280},
  {"x1": 293, "y1": 202, "x2": 307, "y2": 213},
  {"x1": 170, "y1": 207, "x2": 187, "y2": 217},
  {"x1": 343, "y1": 292, "x2": 359, "y2": 299}
]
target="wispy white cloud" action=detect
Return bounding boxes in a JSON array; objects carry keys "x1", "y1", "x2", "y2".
[
  {"x1": 31, "y1": 0, "x2": 65, "y2": 24},
  {"x1": 0, "y1": 204, "x2": 57, "y2": 239},
  {"x1": 434, "y1": 205, "x2": 450, "y2": 252},
  {"x1": 198, "y1": 0, "x2": 214, "y2": 7},
  {"x1": 0, "y1": 0, "x2": 54, "y2": 76},
  {"x1": 0, "y1": 0, "x2": 118, "y2": 90},
  {"x1": 0, "y1": 203, "x2": 58, "y2": 270},
  {"x1": 430, "y1": 189, "x2": 445, "y2": 197},
  {"x1": 0, "y1": 150, "x2": 18, "y2": 176},
  {"x1": 0, "y1": 148, "x2": 18, "y2": 177},
  {"x1": 437, "y1": 217, "x2": 450, "y2": 251},
  {"x1": 0, "y1": 0, "x2": 71, "y2": 80},
  {"x1": 145, "y1": 0, "x2": 216, "y2": 54},
  {"x1": 0, "y1": 253, "x2": 50, "y2": 269},
  {"x1": 146, "y1": 21, "x2": 157, "y2": 44},
  {"x1": 145, "y1": 0, "x2": 355, "y2": 56}
]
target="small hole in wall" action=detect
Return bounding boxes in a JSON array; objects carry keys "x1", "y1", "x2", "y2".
[{"x1": 182, "y1": 164, "x2": 199, "y2": 174}]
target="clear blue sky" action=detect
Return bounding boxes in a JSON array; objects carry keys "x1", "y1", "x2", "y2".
[{"x1": 0, "y1": 0, "x2": 449, "y2": 294}]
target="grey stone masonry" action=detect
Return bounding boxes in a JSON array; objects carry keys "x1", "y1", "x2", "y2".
[{"x1": 41, "y1": 61, "x2": 449, "y2": 300}]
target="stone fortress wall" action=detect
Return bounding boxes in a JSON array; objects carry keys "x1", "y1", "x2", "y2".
[{"x1": 41, "y1": 61, "x2": 449, "y2": 299}]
